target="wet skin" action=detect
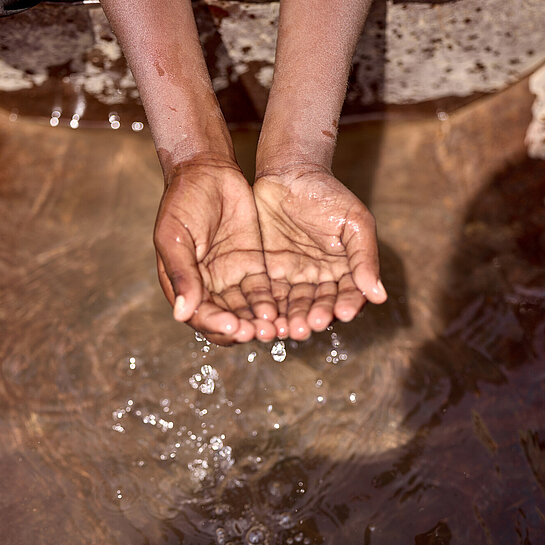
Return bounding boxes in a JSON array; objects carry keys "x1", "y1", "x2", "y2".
[
  {"x1": 155, "y1": 159, "x2": 386, "y2": 345},
  {"x1": 154, "y1": 158, "x2": 278, "y2": 346},
  {"x1": 101, "y1": 0, "x2": 381, "y2": 344},
  {"x1": 254, "y1": 166, "x2": 386, "y2": 341}
]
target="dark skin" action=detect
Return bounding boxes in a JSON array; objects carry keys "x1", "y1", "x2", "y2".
[
  {"x1": 154, "y1": 157, "x2": 277, "y2": 345},
  {"x1": 101, "y1": 0, "x2": 386, "y2": 345},
  {"x1": 254, "y1": 166, "x2": 385, "y2": 341}
]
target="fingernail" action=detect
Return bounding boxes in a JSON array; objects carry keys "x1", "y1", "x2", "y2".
[
  {"x1": 173, "y1": 295, "x2": 185, "y2": 320},
  {"x1": 372, "y1": 279, "x2": 387, "y2": 298}
]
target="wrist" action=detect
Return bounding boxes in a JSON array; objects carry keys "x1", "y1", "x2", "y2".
[
  {"x1": 255, "y1": 140, "x2": 335, "y2": 180},
  {"x1": 161, "y1": 151, "x2": 242, "y2": 185}
]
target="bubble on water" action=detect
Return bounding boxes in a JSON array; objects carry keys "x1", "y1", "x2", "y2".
[
  {"x1": 112, "y1": 423, "x2": 125, "y2": 433},
  {"x1": 247, "y1": 351, "x2": 257, "y2": 363},
  {"x1": 246, "y1": 525, "x2": 267, "y2": 544},
  {"x1": 349, "y1": 392, "x2": 357, "y2": 404},
  {"x1": 277, "y1": 512, "x2": 295, "y2": 529},
  {"x1": 316, "y1": 395, "x2": 325, "y2": 404},
  {"x1": 271, "y1": 340, "x2": 286, "y2": 362},
  {"x1": 216, "y1": 527, "x2": 226, "y2": 545},
  {"x1": 112, "y1": 409, "x2": 125, "y2": 421},
  {"x1": 295, "y1": 533, "x2": 304, "y2": 543},
  {"x1": 315, "y1": 379, "x2": 323, "y2": 388},
  {"x1": 188, "y1": 458, "x2": 209, "y2": 482}
]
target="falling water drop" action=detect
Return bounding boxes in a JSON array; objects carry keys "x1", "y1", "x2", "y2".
[{"x1": 271, "y1": 340, "x2": 286, "y2": 362}]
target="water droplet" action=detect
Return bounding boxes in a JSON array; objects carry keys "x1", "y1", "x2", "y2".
[
  {"x1": 210, "y1": 436, "x2": 224, "y2": 451},
  {"x1": 271, "y1": 340, "x2": 286, "y2": 362},
  {"x1": 201, "y1": 364, "x2": 219, "y2": 380},
  {"x1": 199, "y1": 377, "x2": 215, "y2": 395},
  {"x1": 188, "y1": 458, "x2": 209, "y2": 481},
  {"x1": 195, "y1": 331, "x2": 207, "y2": 342}
]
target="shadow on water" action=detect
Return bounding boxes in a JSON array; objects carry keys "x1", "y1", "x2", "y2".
[
  {"x1": 87, "y1": 134, "x2": 545, "y2": 545},
  {"x1": 147, "y1": 160, "x2": 545, "y2": 545}
]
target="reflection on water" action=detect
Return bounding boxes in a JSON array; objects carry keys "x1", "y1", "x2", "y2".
[{"x1": 1, "y1": 79, "x2": 545, "y2": 544}]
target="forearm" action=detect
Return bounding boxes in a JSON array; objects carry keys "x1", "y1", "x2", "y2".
[
  {"x1": 101, "y1": 0, "x2": 234, "y2": 172},
  {"x1": 256, "y1": 0, "x2": 372, "y2": 176}
]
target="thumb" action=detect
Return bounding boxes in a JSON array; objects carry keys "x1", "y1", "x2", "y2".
[
  {"x1": 343, "y1": 212, "x2": 387, "y2": 304},
  {"x1": 155, "y1": 229, "x2": 203, "y2": 322}
]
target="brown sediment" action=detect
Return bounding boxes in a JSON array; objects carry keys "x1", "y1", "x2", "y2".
[{"x1": 321, "y1": 130, "x2": 335, "y2": 139}]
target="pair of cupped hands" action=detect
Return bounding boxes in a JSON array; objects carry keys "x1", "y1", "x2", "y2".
[{"x1": 154, "y1": 155, "x2": 387, "y2": 346}]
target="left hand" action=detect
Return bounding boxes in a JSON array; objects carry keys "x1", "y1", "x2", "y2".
[{"x1": 253, "y1": 165, "x2": 387, "y2": 340}]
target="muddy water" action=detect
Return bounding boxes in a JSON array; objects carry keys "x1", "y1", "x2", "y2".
[{"x1": 1, "y1": 79, "x2": 545, "y2": 544}]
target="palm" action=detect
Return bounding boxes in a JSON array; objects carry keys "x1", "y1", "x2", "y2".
[
  {"x1": 254, "y1": 170, "x2": 385, "y2": 339},
  {"x1": 154, "y1": 162, "x2": 276, "y2": 344}
]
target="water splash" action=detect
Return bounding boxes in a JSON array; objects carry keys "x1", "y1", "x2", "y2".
[
  {"x1": 270, "y1": 340, "x2": 286, "y2": 362},
  {"x1": 189, "y1": 364, "x2": 220, "y2": 395}
]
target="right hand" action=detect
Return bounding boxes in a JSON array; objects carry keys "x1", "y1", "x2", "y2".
[{"x1": 154, "y1": 156, "x2": 278, "y2": 345}]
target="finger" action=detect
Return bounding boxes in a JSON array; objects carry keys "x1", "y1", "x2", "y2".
[
  {"x1": 189, "y1": 301, "x2": 240, "y2": 335},
  {"x1": 157, "y1": 254, "x2": 176, "y2": 306},
  {"x1": 193, "y1": 318, "x2": 254, "y2": 346},
  {"x1": 240, "y1": 273, "x2": 278, "y2": 321},
  {"x1": 232, "y1": 318, "x2": 255, "y2": 343},
  {"x1": 342, "y1": 213, "x2": 387, "y2": 304},
  {"x1": 287, "y1": 283, "x2": 316, "y2": 341},
  {"x1": 220, "y1": 286, "x2": 254, "y2": 320},
  {"x1": 253, "y1": 318, "x2": 277, "y2": 343},
  {"x1": 307, "y1": 281, "x2": 337, "y2": 332},
  {"x1": 272, "y1": 280, "x2": 290, "y2": 338},
  {"x1": 334, "y1": 274, "x2": 366, "y2": 322},
  {"x1": 154, "y1": 228, "x2": 203, "y2": 321}
]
